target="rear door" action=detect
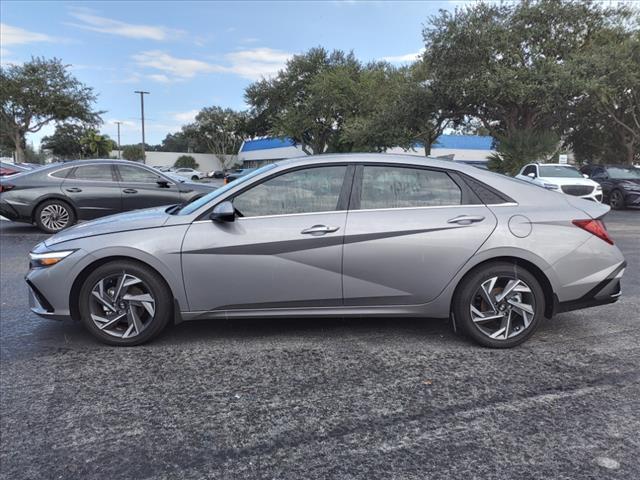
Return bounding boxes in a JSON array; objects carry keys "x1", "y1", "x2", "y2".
[
  {"x1": 115, "y1": 164, "x2": 182, "y2": 211},
  {"x1": 61, "y1": 163, "x2": 121, "y2": 220},
  {"x1": 342, "y1": 164, "x2": 497, "y2": 306}
]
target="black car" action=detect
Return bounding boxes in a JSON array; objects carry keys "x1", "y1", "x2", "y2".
[
  {"x1": 580, "y1": 164, "x2": 640, "y2": 210},
  {"x1": 0, "y1": 159, "x2": 216, "y2": 233}
]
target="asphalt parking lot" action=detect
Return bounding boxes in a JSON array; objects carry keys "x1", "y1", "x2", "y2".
[{"x1": 0, "y1": 210, "x2": 638, "y2": 480}]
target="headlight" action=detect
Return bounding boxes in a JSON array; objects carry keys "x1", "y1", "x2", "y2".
[
  {"x1": 621, "y1": 182, "x2": 640, "y2": 191},
  {"x1": 543, "y1": 183, "x2": 559, "y2": 190},
  {"x1": 29, "y1": 250, "x2": 75, "y2": 268},
  {"x1": 596, "y1": 185, "x2": 603, "y2": 191}
]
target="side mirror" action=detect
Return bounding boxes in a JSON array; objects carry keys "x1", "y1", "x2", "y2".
[
  {"x1": 583, "y1": 173, "x2": 589, "y2": 179},
  {"x1": 210, "y1": 200, "x2": 235, "y2": 222},
  {"x1": 156, "y1": 179, "x2": 170, "y2": 188},
  {"x1": 527, "y1": 172, "x2": 536, "y2": 179}
]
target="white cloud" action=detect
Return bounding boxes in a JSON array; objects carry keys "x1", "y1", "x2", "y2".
[
  {"x1": 68, "y1": 10, "x2": 183, "y2": 40},
  {"x1": 132, "y1": 50, "x2": 222, "y2": 79},
  {"x1": 0, "y1": 23, "x2": 57, "y2": 46},
  {"x1": 225, "y1": 48, "x2": 291, "y2": 79},
  {"x1": 172, "y1": 110, "x2": 199, "y2": 123},
  {"x1": 131, "y1": 47, "x2": 291, "y2": 82},
  {"x1": 381, "y1": 47, "x2": 425, "y2": 63}
]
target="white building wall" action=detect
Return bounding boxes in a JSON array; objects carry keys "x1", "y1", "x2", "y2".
[{"x1": 110, "y1": 151, "x2": 229, "y2": 172}]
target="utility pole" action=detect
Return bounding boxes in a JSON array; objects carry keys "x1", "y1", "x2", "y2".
[
  {"x1": 115, "y1": 121, "x2": 122, "y2": 159},
  {"x1": 134, "y1": 91, "x2": 149, "y2": 163}
]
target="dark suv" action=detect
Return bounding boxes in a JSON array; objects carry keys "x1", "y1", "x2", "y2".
[{"x1": 580, "y1": 164, "x2": 640, "y2": 210}]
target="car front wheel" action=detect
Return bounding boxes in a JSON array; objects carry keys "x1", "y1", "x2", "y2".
[
  {"x1": 191, "y1": 175, "x2": 199, "y2": 181},
  {"x1": 453, "y1": 262, "x2": 545, "y2": 348},
  {"x1": 78, "y1": 260, "x2": 172, "y2": 346}
]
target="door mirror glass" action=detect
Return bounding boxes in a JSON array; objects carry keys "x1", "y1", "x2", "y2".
[{"x1": 210, "y1": 201, "x2": 235, "y2": 222}]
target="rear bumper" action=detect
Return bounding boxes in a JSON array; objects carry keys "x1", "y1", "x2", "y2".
[{"x1": 554, "y1": 261, "x2": 625, "y2": 314}]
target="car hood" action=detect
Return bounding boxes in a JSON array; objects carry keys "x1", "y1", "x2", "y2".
[
  {"x1": 45, "y1": 206, "x2": 172, "y2": 246},
  {"x1": 538, "y1": 176, "x2": 597, "y2": 187}
]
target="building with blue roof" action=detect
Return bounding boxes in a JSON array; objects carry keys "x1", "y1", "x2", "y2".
[{"x1": 238, "y1": 134, "x2": 495, "y2": 167}]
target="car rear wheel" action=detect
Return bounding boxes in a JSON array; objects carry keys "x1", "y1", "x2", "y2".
[
  {"x1": 78, "y1": 260, "x2": 172, "y2": 346},
  {"x1": 609, "y1": 189, "x2": 625, "y2": 210},
  {"x1": 453, "y1": 262, "x2": 545, "y2": 348},
  {"x1": 191, "y1": 175, "x2": 199, "y2": 181},
  {"x1": 34, "y1": 199, "x2": 76, "y2": 233}
]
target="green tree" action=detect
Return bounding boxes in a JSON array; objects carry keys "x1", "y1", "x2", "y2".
[
  {"x1": 188, "y1": 107, "x2": 248, "y2": 169},
  {"x1": 174, "y1": 155, "x2": 199, "y2": 169},
  {"x1": 41, "y1": 123, "x2": 88, "y2": 159},
  {"x1": 245, "y1": 47, "x2": 363, "y2": 155},
  {"x1": 569, "y1": 26, "x2": 640, "y2": 164},
  {"x1": 0, "y1": 57, "x2": 101, "y2": 162},
  {"x1": 487, "y1": 130, "x2": 560, "y2": 175},
  {"x1": 423, "y1": 0, "x2": 631, "y2": 171},
  {"x1": 80, "y1": 130, "x2": 115, "y2": 158},
  {"x1": 121, "y1": 144, "x2": 144, "y2": 162}
]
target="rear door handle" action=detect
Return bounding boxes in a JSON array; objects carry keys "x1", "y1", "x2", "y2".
[
  {"x1": 123, "y1": 188, "x2": 138, "y2": 194},
  {"x1": 447, "y1": 215, "x2": 485, "y2": 225},
  {"x1": 301, "y1": 224, "x2": 340, "y2": 236},
  {"x1": 65, "y1": 187, "x2": 82, "y2": 193}
]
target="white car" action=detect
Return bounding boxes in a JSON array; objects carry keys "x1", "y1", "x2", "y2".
[
  {"x1": 171, "y1": 168, "x2": 203, "y2": 180},
  {"x1": 516, "y1": 163, "x2": 602, "y2": 202}
]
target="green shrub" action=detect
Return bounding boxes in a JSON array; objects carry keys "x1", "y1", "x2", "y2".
[
  {"x1": 174, "y1": 155, "x2": 199, "y2": 169},
  {"x1": 122, "y1": 145, "x2": 145, "y2": 162}
]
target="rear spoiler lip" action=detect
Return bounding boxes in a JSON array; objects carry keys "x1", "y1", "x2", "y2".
[{"x1": 563, "y1": 195, "x2": 610, "y2": 219}]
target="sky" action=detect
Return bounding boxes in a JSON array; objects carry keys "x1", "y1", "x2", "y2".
[{"x1": 1, "y1": 0, "x2": 460, "y2": 148}]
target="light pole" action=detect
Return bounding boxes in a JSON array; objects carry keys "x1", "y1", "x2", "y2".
[
  {"x1": 134, "y1": 91, "x2": 149, "y2": 163},
  {"x1": 115, "y1": 121, "x2": 122, "y2": 159}
]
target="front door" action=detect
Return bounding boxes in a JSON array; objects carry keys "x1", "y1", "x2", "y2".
[
  {"x1": 115, "y1": 164, "x2": 182, "y2": 211},
  {"x1": 342, "y1": 165, "x2": 497, "y2": 306},
  {"x1": 181, "y1": 165, "x2": 351, "y2": 312}
]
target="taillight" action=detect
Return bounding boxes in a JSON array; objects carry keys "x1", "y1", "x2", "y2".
[
  {"x1": 0, "y1": 184, "x2": 15, "y2": 193},
  {"x1": 572, "y1": 219, "x2": 614, "y2": 245}
]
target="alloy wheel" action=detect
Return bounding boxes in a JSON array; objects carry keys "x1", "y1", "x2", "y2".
[
  {"x1": 469, "y1": 276, "x2": 536, "y2": 340},
  {"x1": 89, "y1": 273, "x2": 156, "y2": 339},
  {"x1": 610, "y1": 190, "x2": 623, "y2": 209},
  {"x1": 40, "y1": 204, "x2": 70, "y2": 231}
]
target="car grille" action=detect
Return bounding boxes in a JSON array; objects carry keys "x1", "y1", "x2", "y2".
[{"x1": 561, "y1": 185, "x2": 593, "y2": 196}]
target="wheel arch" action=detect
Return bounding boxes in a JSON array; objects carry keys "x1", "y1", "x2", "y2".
[
  {"x1": 451, "y1": 256, "x2": 555, "y2": 319},
  {"x1": 31, "y1": 195, "x2": 77, "y2": 223},
  {"x1": 69, "y1": 255, "x2": 182, "y2": 323}
]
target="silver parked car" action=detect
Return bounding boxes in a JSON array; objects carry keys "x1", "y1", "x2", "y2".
[{"x1": 26, "y1": 154, "x2": 626, "y2": 347}]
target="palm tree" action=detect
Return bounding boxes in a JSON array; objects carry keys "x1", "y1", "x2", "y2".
[{"x1": 80, "y1": 130, "x2": 114, "y2": 158}]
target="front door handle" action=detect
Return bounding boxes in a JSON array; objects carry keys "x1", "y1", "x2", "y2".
[
  {"x1": 65, "y1": 187, "x2": 82, "y2": 193},
  {"x1": 447, "y1": 215, "x2": 485, "y2": 225},
  {"x1": 301, "y1": 225, "x2": 340, "y2": 236},
  {"x1": 123, "y1": 188, "x2": 138, "y2": 194}
]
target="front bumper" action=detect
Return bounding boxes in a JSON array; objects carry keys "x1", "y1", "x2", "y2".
[
  {"x1": 554, "y1": 261, "x2": 625, "y2": 314},
  {"x1": 27, "y1": 280, "x2": 70, "y2": 320},
  {"x1": 623, "y1": 190, "x2": 640, "y2": 206}
]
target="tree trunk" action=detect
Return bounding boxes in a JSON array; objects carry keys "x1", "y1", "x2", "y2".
[
  {"x1": 424, "y1": 142, "x2": 431, "y2": 156},
  {"x1": 625, "y1": 141, "x2": 635, "y2": 165},
  {"x1": 14, "y1": 132, "x2": 25, "y2": 163}
]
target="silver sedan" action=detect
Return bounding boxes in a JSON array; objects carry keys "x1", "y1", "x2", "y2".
[{"x1": 25, "y1": 154, "x2": 626, "y2": 348}]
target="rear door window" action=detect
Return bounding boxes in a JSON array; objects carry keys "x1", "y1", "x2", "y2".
[
  {"x1": 68, "y1": 164, "x2": 115, "y2": 181},
  {"x1": 359, "y1": 166, "x2": 462, "y2": 209}
]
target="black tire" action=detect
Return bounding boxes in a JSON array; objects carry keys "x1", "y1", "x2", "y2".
[
  {"x1": 191, "y1": 175, "x2": 199, "y2": 181},
  {"x1": 453, "y1": 262, "x2": 546, "y2": 348},
  {"x1": 609, "y1": 189, "x2": 626, "y2": 210},
  {"x1": 78, "y1": 260, "x2": 172, "y2": 346},
  {"x1": 34, "y1": 199, "x2": 77, "y2": 233}
]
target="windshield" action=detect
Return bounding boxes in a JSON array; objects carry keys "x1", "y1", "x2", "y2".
[
  {"x1": 177, "y1": 163, "x2": 277, "y2": 215},
  {"x1": 607, "y1": 167, "x2": 640, "y2": 180},
  {"x1": 539, "y1": 165, "x2": 582, "y2": 178}
]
